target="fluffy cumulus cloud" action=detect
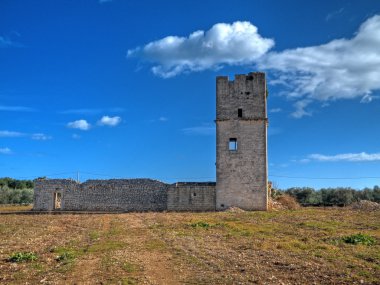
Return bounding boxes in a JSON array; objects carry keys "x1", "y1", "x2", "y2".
[
  {"x1": 0, "y1": 147, "x2": 12, "y2": 155},
  {"x1": 259, "y1": 14, "x2": 380, "y2": 117},
  {"x1": 128, "y1": 21, "x2": 274, "y2": 78},
  {"x1": 128, "y1": 15, "x2": 380, "y2": 118},
  {"x1": 67, "y1": 119, "x2": 91, "y2": 130},
  {"x1": 98, "y1": 116, "x2": 121, "y2": 127},
  {"x1": 307, "y1": 152, "x2": 380, "y2": 162}
]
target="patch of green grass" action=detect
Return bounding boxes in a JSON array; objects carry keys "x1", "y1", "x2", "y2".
[
  {"x1": 31, "y1": 262, "x2": 44, "y2": 272},
  {"x1": 122, "y1": 261, "x2": 138, "y2": 273},
  {"x1": 145, "y1": 239, "x2": 166, "y2": 250},
  {"x1": 51, "y1": 246, "x2": 82, "y2": 255},
  {"x1": 221, "y1": 222, "x2": 254, "y2": 237},
  {"x1": 8, "y1": 252, "x2": 37, "y2": 262},
  {"x1": 190, "y1": 221, "x2": 210, "y2": 229},
  {"x1": 56, "y1": 251, "x2": 76, "y2": 263},
  {"x1": 88, "y1": 240, "x2": 125, "y2": 253},
  {"x1": 342, "y1": 233, "x2": 376, "y2": 246},
  {"x1": 298, "y1": 221, "x2": 342, "y2": 232},
  {"x1": 122, "y1": 277, "x2": 138, "y2": 285},
  {"x1": 50, "y1": 246, "x2": 83, "y2": 269},
  {"x1": 89, "y1": 230, "x2": 100, "y2": 241}
]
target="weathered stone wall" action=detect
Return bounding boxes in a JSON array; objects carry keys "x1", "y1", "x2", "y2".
[
  {"x1": 33, "y1": 179, "x2": 79, "y2": 211},
  {"x1": 33, "y1": 179, "x2": 215, "y2": 212},
  {"x1": 33, "y1": 179, "x2": 169, "y2": 212},
  {"x1": 216, "y1": 72, "x2": 268, "y2": 211},
  {"x1": 167, "y1": 182, "x2": 216, "y2": 211}
]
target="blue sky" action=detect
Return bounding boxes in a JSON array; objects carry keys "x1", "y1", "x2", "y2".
[{"x1": 1, "y1": 0, "x2": 380, "y2": 189}]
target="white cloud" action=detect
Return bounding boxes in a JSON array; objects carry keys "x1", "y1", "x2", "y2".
[
  {"x1": 60, "y1": 108, "x2": 102, "y2": 115},
  {"x1": 0, "y1": 130, "x2": 52, "y2": 140},
  {"x1": 0, "y1": 105, "x2": 35, "y2": 112},
  {"x1": 0, "y1": 36, "x2": 21, "y2": 48},
  {"x1": 268, "y1": 108, "x2": 282, "y2": 114},
  {"x1": 0, "y1": 130, "x2": 24, "y2": 137},
  {"x1": 259, "y1": 14, "x2": 380, "y2": 117},
  {"x1": 182, "y1": 124, "x2": 215, "y2": 136},
  {"x1": 31, "y1": 133, "x2": 52, "y2": 140},
  {"x1": 128, "y1": 15, "x2": 380, "y2": 117},
  {"x1": 128, "y1": 21, "x2": 274, "y2": 78},
  {"x1": 325, "y1": 7, "x2": 344, "y2": 22},
  {"x1": 59, "y1": 107, "x2": 125, "y2": 115},
  {"x1": 98, "y1": 116, "x2": 121, "y2": 127},
  {"x1": 0, "y1": 147, "x2": 12, "y2": 155},
  {"x1": 159, "y1": 116, "x2": 168, "y2": 122},
  {"x1": 67, "y1": 119, "x2": 91, "y2": 130},
  {"x1": 291, "y1": 99, "x2": 312, "y2": 118},
  {"x1": 360, "y1": 94, "x2": 379, "y2": 103},
  {"x1": 308, "y1": 152, "x2": 380, "y2": 162}
]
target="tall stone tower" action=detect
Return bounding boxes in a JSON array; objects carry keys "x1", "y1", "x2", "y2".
[{"x1": 216, "y1": 72, "x2": 268, "y2": 211}]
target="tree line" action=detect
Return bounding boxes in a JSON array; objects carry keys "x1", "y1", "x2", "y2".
[
  {"x1": 0, "y1": 178, "x2": 34, "y2": 204},
  {"x1": 276, "y1": 186, "x2": 380, "y2": 206}
]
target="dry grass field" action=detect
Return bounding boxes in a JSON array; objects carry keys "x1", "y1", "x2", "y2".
[{"x1": 0, "y1": 207, "x2": 379, "y2": 284}]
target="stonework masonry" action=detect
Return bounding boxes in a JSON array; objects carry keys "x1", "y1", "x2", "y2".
[
  {"x1": 33, "y1": 179, "x2": 216, "y2": 212},
  {"x1": 216, "y1": 72, "x2": 268, "y2": 211},
  {"x1": 167, "y1": 182, "x2": 216, "y2": 211},
  {"x1": 33, "y1": 72, "x2": 268, "y2": 212}
]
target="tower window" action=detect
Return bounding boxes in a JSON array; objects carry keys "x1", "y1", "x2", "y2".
[
  {"x1": 238, "y1": 108, "x2": 243, "y2": 118},
  {"x1": 229, "y1": 138, "x2": 237, "y2": 151}
]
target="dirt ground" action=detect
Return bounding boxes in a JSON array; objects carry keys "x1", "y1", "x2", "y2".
[{"x1": 0, "y1": 207, "x2": 379, "y2": 284}]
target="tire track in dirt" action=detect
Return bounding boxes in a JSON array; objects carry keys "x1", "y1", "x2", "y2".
[
  {"x1": 125, "y1": 213, "x2": 181, "y2": 285},
  {"x1": 66, "y1": 215, "x2": 111, "y2": 284}
]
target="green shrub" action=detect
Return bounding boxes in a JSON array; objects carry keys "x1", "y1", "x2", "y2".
[
  {"x1": 8, "y1": 252, "x2": 37, "y2": 262},
  {"x1": 342, "y1": 233, "x2": 376, "y2": 246}
]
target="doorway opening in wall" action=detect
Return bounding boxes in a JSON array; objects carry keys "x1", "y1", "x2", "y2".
[{"x1": 54, "y1": 192, "x2": 62, "y2": 210}]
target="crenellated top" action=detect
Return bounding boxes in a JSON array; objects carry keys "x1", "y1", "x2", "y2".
[{"x1": 216, "y1": 72, "x2": 267, "y2": 121}]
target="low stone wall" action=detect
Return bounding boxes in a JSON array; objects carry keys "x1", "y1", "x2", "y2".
[
  {"x1": 33, "y1": 179, "x2": 168, "y2": 212},
  {"x1": 167, "y1": 182, "x2": 216, "y2": 211},
  {"x1": 33, "y1": 179, "x2": 216, "y2": 212}
]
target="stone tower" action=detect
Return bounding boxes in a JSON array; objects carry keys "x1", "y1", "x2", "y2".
[{"x1": 216, "y1": 72, "x2": 268, "y2": 211}]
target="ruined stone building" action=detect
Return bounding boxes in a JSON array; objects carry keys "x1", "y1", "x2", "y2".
[{"x1": 33, "y1": 72, "x2": 268, "y2": 212}]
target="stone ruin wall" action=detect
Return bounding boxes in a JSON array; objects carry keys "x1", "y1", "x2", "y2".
[
  {"x1": 167, "y1": 182, "x2": 216, "y2": 211},
  {"x1": 33, "y1": 179, "x2": 216, "y2": 212}
]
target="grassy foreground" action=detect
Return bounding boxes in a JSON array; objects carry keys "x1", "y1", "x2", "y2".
[{"x1": 0, "y1": 207, "x2": 379, "y2": 284}]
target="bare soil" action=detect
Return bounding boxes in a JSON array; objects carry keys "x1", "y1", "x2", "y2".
[{"x1": 0, "y1": 207, "x2": 379, "y2": 284}]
